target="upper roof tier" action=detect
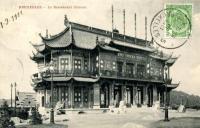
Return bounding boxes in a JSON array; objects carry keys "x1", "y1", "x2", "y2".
[
  {"x1": 31, "y1": 16, "x2": 156, "y2": 53},
  {"x1": 30, "y1": 16, "x2": 178, "y2": 64}
]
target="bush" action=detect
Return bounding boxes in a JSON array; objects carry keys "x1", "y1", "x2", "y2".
[
  {"x1": 171, "y1": 104, "x2": 179, "y2": 110},
  {"x1": 0, "y1": 100, "x2": 15, "y2": 128},
  {"x1": 29, "y1": 107, "x2": 42, "y2": 125},
  {"x1": 16, "y1": 108, "x2": 29, "y2": 120},
  {"x1": 137, "y1": 104, "x2": 142, "y2": 108}
]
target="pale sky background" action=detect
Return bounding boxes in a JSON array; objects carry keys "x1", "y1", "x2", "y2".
[{"x1": 0, "y1": 0, "x2": 199, "y2": 99}]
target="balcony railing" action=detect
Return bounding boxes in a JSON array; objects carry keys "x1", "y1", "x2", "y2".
[
  {"x1": 32, "y1": 69, "x2": 92, "y2": 80},
  {"x1": 73, "y1": 70, "x2": 91, "y2": 77},
  {"x1": 32, "y1": 69, "x2": 163, "y2": 83},
  {"x1": 101, "y1": 70, "x2": 117, "y2": 77},
  {"x1": 115, "y1": 72, "x2": 163, "y2": 81}
]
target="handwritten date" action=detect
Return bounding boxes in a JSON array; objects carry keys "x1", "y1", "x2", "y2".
[{"x1": 0, "y1": 10, "x2": 23, "y2": 29}]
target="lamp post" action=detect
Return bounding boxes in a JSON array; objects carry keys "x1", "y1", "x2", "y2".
[
  {"x1": 14, "y1": 82, "x2": 17, "y2": 116},
  {"x1": 164, "y1": 65, "x2": 169, "y2": 121},
  {"x1": 49, "y1": 60, "x2": 55, "y2": 124},
  {"x1": 11, "y1": 84, "x2": 13, "y2": 108}
]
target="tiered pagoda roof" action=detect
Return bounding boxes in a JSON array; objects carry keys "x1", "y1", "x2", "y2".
[{"x1": 31, "y1": 16, "x2": 178, "y2": 65}]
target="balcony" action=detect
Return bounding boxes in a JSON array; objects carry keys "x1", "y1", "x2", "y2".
[
  {"x1": 115, "y1": 72, "x2": 163, "y2": 82},
  {"x1": 32, "y1": 69, "x2": 92, "y2": 81},
  {"x1": 101, "y1": 70, "x2": 117, "y2": 77},
  {"x1": 46, "y1": 69, "x2": 92, "y2": 77},
  {"x1": 32, "y1": 68, "x2": 164, "y2": 83},
  {"x1": 73, "y1": 69, "x2": 91, "y2": 77},
  {"x1": 53, "y1": 69, "x2": 72, "y2": 77}
]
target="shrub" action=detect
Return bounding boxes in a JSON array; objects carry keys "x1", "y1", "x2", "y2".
[
  {"x1": 16, "y1": 108, "x2": 29, "y2": 120},
  {"x1": 0, "y1": 100, "x2": 15, "y2": 128},
  {"x1": 29, "y1": 107, "x2": 42, "y2": 125}
]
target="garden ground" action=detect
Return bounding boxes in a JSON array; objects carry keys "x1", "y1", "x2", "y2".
[{"x1": 16, "y1": 107, "x2": 200, "y2": 128}]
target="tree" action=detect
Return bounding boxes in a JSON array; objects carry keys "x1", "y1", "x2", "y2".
[
  {"x1": 29, "y1": 107, "x2": 42, "y2": 125},
  {"x1": 170, "y1": 91, "x2": 200, "y2": 110},
  {"x1": 0, "y1": 100, "x2": 15, "y2": 128}
]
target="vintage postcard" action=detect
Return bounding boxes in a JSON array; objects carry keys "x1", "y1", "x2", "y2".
[{"x1": 0, "y1": 0, "x2": 200, "y2": 128}]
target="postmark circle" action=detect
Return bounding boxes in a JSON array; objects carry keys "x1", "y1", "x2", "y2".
[{"x1": 150, "y1": 8, "x2": 191, "y2": 49}]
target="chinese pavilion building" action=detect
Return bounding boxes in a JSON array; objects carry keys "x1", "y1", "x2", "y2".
[{"x1": 31, "y1": 15, "x2": 178, "y2": 109}]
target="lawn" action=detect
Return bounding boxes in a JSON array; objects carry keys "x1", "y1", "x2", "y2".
[
  {"x1": 14, "y1": 109, "x2": 200, "y2": 128},
  {"x1": 150, "y1": 117, "x2": 200, "y2": 128},
  {"x1": 16, "y1": 124, "x2": 68, "y2": 128}
]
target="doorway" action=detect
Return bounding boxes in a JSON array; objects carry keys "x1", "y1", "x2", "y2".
[{"x1": 74, "y1": 86, "x2": 89, "y2": 108}]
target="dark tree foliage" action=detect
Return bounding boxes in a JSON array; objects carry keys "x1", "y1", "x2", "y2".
[
  {"x1": 170, "y1": 90, "x2": 200, "y2": 110},
  {"x1": 15, "y1": 108, "x2": 29, "y2": 120},
  {"x1": 29, "y1": 107, "x2": 42, "y2": 125},
  {"x1": 0, "y1": 100, "x2": 15, "y2": 128}
]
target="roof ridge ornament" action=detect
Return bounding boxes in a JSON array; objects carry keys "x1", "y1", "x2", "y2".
[
  {"x1": 96, "y1": 36, "x2": 99, "y2": 45},
  {"x1": 64, "y1": 14, "x2": 69, "y2": 27},
  {"x1": 46, "y1": 29, "x2": 48, "y2": 38}
]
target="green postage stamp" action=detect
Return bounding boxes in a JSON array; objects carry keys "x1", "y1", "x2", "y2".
[{"x1": 165, "y1": 4, "x2": 192, "y2": 38}]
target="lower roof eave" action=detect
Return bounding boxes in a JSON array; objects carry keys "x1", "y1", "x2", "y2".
[
  {"x1": 42, "y1": 76, "x2": 99, "y2": 83},
  {"x1": 166, "y1": 83, "x2": 179, "y2": 89}
]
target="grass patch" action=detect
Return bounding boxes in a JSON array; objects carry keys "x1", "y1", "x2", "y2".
[
  {"x1": 16, "y1": 124, "x2": 68, "y2": 128},
  {"x1": 150, "y1": 117, "x2": 200, "y2": 128}
]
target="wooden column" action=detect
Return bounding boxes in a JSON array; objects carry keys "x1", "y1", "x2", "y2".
[
  {"x1": 167, "y1": 90, "x2": 170, "y2": 106},
  {"x1": 46, "y1": 89, "x2": 51, "y2": 108},
  {"x1": 91, "y1": 86, "x2": 94, "y2": 108},
  {"x1": 93, "y1": 83, "x2": 100, "y2": 109},
  {"x1": 11, "y1": 84, "x2": 13, "y2": 108},
  {"x1": 121, "y1": 85, "x2": 124, "y2": 101},
  {"x1": 67, "y1": 85, "x2": 70, "y2": 108},
  {"x1": 132, "y1": 86, "x2": 137, "y2": 106},
  {"x1": 109, "y1": 81, "x2": 114, "y2": 107},
  {"x1": 70, "y1": 45, "x2": 74, "y2": 76},
  {"x1": 143, "y1": 86, "x2": 148, "y2": 106},
  {"x1": 122, "y1": 62, "x2": 126, "y2": 77},
  {"x1": 71, "y1": 82, "x2": 74, "y2": 108},
  {"x1": 123, "y1": 84, "x2": 127, "y2": 102},
  {"x1": 58, "y1": 87, "x2": 62, "y2": 103},
  {"x1": 81, "y1": 86, "x2": 84, "y2": 108},
  {"x1": 88, "y1": 86, "x2": 91, "y2": 108},
  {"x1": 160, "y1": 90, "x2": 164, "y2": 107},
  {"x1": 153, "y1": 85, "x2": 157, "y2": 105},
  {"x1": 44, "y1": 54, "x2": 46, "y2": 66},
  {"x1": 44, "y1": 88, "x2": 46, "y2": 107},
  {"x1": 68, "y1": 82, "x2": 73, "y2": 108},
  {"x1": 89, "y1": 52, "x2": 91, "y2": 72}
]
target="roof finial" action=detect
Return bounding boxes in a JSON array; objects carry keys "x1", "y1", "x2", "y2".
[
  {"x1": 150, "y1": 37, "x2": 154, "y2": 46},
  {"x1": 64, "y1": 14, "x2": 69, "y2": 27},
  {"x1": 145, "y1": 16, "x2": 147, "y2": 45},
  {"x1": 96, "y1": 36, "x2": 99, "y2": 45},
  {"x1": 123, "y1": 9, "x2": 125, "y2": 37},
  {"x1": 134, "y1": 13, "x2": 137, "y2": 43},
  {"x1": 46, "y1": 29, "x2": 48, "y2": 38},
  {"x1": 111, "y1": 5, "x2": 114, "y2": 38}
]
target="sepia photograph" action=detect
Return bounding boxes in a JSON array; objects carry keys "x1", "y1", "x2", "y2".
[{"x1": 0, "y1": 0, "x2": 200, "y2": 128}]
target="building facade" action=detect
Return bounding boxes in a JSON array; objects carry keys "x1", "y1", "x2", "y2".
[
  {"x1": 16, "y1": 92, "x2": 37, "y2": 108},
  {"x1": 31, "y1": 16, "x2": 178, "y2": 109}
]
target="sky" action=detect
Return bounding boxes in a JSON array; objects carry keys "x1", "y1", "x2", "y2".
[{"x1": 0, "y1": 0, "x2": 200, "y2": 99}]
